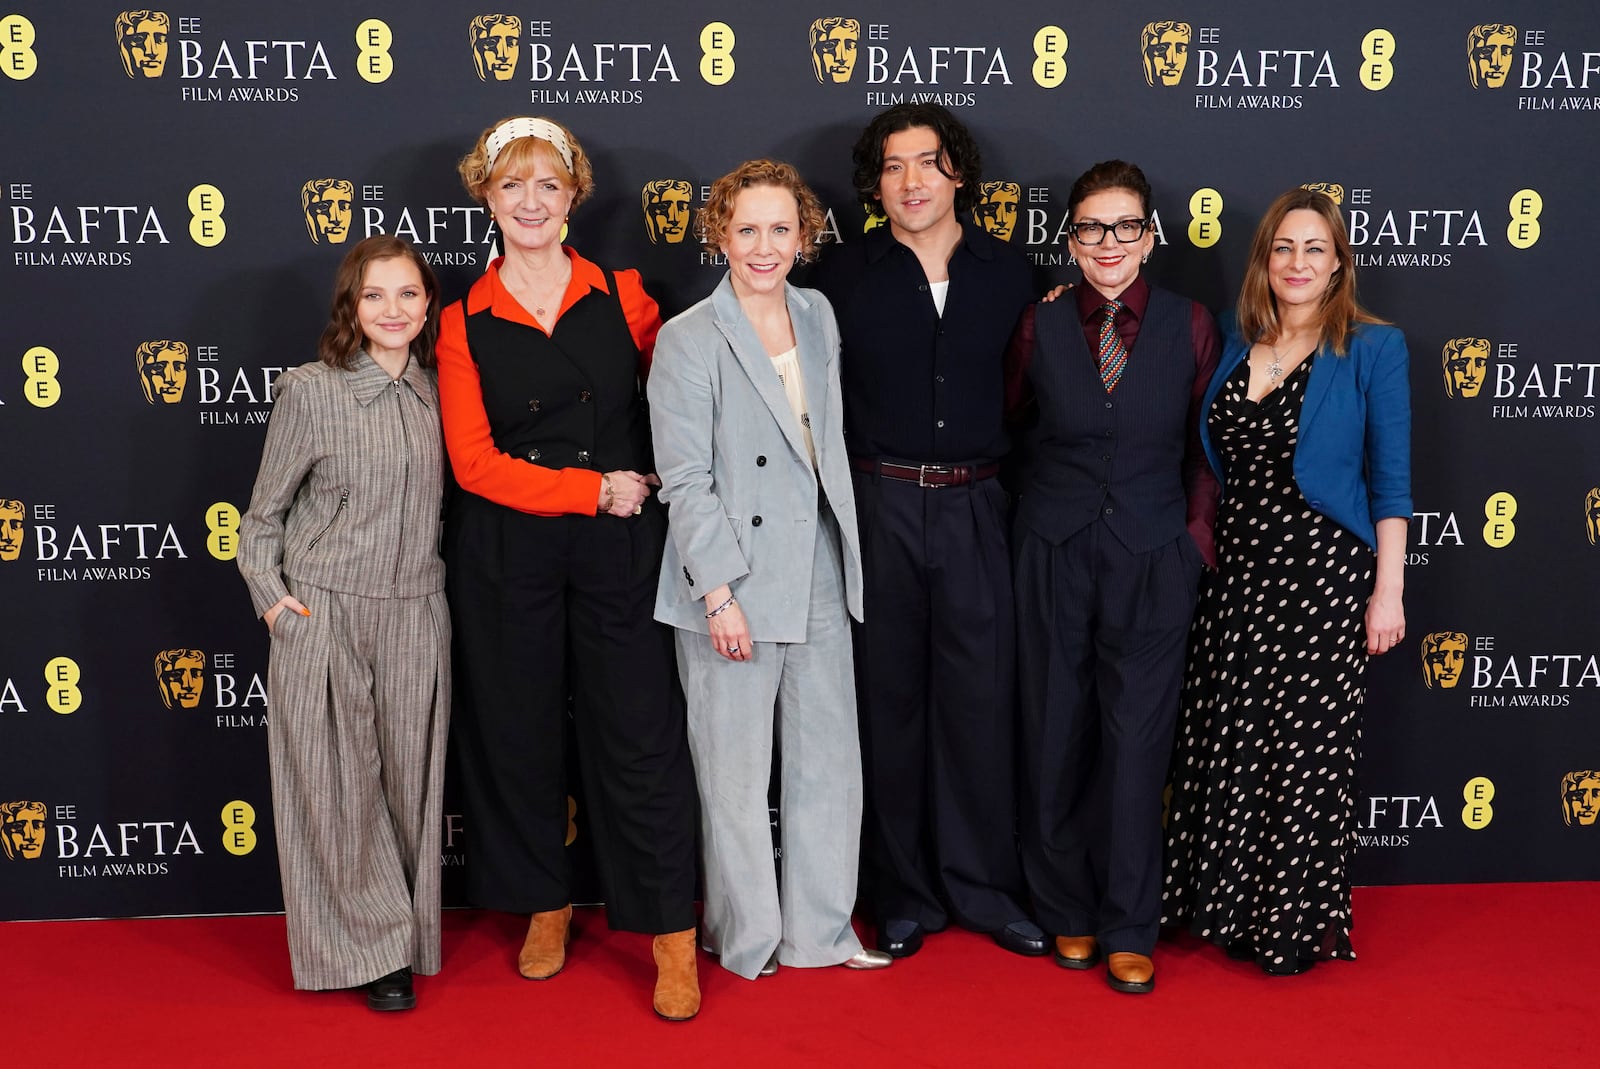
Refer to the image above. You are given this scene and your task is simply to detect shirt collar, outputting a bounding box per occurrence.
[464,246,610,329]
[1074,274,1150,326]
[863,218,994,265]
[345,350,435,408]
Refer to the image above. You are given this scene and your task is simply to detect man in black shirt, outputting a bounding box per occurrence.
[812,103,1044,960]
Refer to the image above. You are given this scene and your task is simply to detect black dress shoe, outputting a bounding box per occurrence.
[366,967,416,1012]
[877,919,925,958]
[991,920,1048,957]
[1261,956,1316,977]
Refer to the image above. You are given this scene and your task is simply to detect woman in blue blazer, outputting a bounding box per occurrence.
[650,161,890,982]
[1162,187,1411,976]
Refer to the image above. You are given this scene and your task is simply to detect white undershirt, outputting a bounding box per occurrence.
[769,346,816,467]
[929,279,950,316]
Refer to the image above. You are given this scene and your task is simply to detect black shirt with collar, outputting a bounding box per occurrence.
[812,220,1035,463]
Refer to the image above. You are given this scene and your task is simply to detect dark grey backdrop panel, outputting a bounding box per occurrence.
[2,0,1596,920]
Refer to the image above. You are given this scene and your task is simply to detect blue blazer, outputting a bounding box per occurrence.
[1200,318,1411,550]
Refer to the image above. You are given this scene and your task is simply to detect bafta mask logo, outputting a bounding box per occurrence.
[470,14,521,81]
[809,17,861,83]
[974,181,1021,241]
[863,205,887,233]
[1467,24,1516,89]
[1141,21,1192,87]
[115,10,169,79]
[302,179,354,245]
[1420,631,1468,690]
[0,499,23,563]
[1441,337,1490,400]
[1300,182,1346,206]
[641,180,693,245]
[1585,487,1600,547]
[1561,770,1600,826]
[154,647,205,709]
[0,800,47,861]
[136,339,189,405]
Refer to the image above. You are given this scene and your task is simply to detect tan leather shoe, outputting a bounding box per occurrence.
[518,904,572,980]
[651,928,701,1021]
[1106,951,1155,994]
[1053,935,1100,970]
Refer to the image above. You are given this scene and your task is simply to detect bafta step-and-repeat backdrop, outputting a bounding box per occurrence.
[2,1,1597,920]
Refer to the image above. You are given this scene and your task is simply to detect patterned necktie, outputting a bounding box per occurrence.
[1097,300,1128,392]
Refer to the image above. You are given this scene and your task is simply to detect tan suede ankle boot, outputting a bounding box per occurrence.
[518,904,572,980]
[651,928,701,1021]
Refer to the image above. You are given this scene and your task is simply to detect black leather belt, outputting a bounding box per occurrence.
[851,457,999,488]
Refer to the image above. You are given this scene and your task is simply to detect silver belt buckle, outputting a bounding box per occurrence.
[918,464,954,488]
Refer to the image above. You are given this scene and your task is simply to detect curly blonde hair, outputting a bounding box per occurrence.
[697,159,827,261]
[457,115,595,208]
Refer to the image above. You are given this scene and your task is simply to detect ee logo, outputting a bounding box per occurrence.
[700,22,734,85]
[207,502,241,561]
[1360,29,1395,91]
[1,13,37,80]
[189,185,226,248]
[1483,491,1516,548]
[1188,188,1223,248]
[46,656,82,714]
[357,19,393,84]
[24,346,61,408]
[1032,26,1067,88]
[1461,777,1494,829]
[222,800,258,855]
[1507,189,1541,249]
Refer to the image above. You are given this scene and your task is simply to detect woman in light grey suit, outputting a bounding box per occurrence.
[650,160,890,981]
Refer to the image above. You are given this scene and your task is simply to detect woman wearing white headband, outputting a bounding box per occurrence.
[437,115,701,1020]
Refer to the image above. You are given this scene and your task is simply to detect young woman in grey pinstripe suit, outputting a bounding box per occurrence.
[239,235,449,1013]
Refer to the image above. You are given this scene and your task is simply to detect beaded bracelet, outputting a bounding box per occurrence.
[705,594,736,619]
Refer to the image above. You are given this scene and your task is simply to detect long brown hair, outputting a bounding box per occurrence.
[1236,187,1383,356]
[316,235,440,370]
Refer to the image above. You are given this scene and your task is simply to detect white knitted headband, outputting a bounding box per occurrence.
[485,116,574,174]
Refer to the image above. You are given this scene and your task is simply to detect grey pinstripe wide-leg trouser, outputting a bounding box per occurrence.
[265,581,450,990]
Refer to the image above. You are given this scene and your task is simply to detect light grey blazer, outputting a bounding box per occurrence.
[649,273,863,641]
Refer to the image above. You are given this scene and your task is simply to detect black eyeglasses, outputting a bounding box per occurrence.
[1067,218,1150,246]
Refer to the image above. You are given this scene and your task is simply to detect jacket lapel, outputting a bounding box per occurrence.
[1299,341,1335,430]
[711,275,813,464]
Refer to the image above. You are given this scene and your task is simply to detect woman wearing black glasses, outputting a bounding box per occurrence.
[1004,159,1220,995]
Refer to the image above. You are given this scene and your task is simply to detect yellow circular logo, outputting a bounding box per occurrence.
[1188,188,1223,248]
[1359,29,1396,91]
[700,22,734,85]
[356,19,394,83]
[1032,27,1068,88]
[1507,189,1541,249]
[222,800,258,855]
[206,502,241,561]
[1461,777,1494,829]
[1482,491,1517,548]
[46,656,82,714]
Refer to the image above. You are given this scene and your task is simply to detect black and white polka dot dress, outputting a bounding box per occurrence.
[1161,353,1374,973]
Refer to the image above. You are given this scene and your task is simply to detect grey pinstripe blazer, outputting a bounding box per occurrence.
[238,353,446,616]
[649,274,863,642]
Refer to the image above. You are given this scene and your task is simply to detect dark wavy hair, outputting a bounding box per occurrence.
[316,235,440,370]
[851,102,983,215]
[1067,159,1153,220]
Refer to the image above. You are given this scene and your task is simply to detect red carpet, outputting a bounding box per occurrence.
[5,883,1593,1067]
